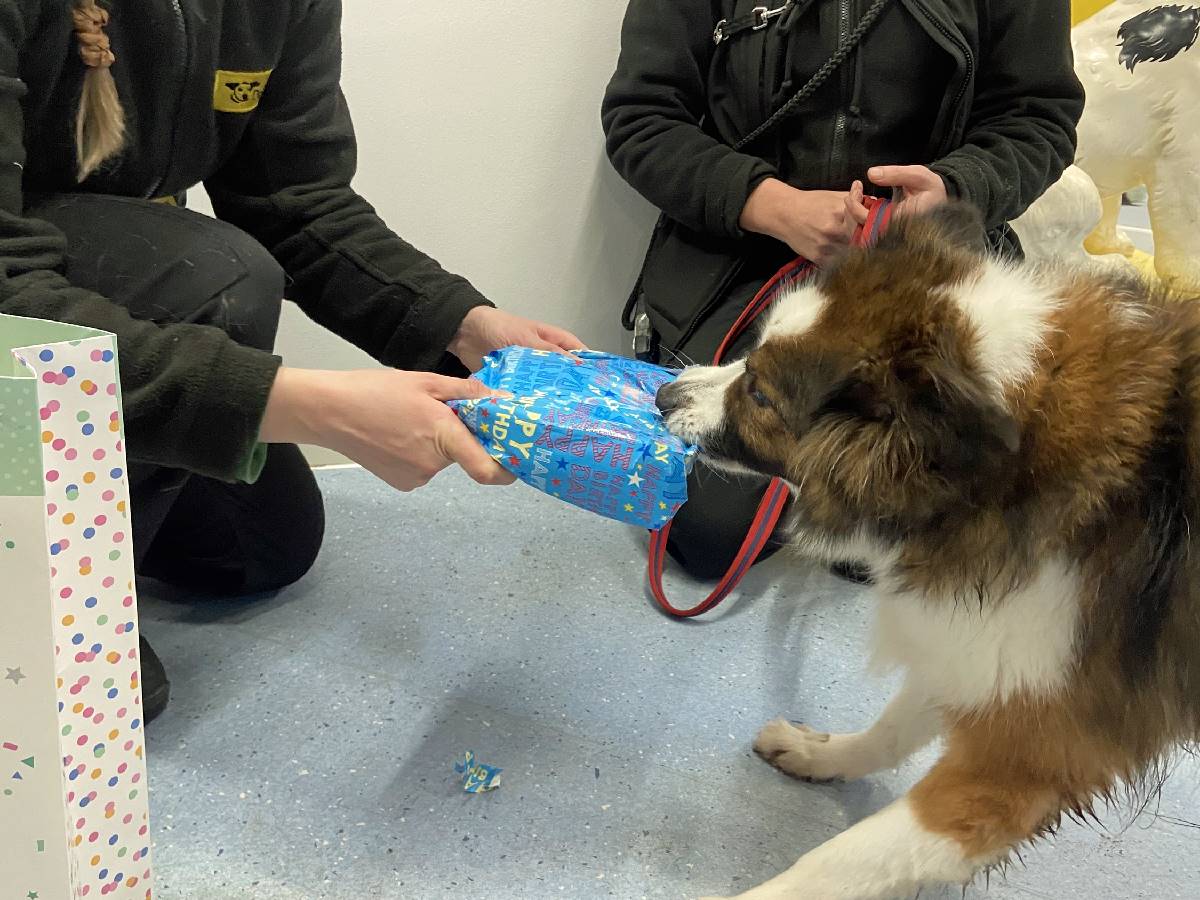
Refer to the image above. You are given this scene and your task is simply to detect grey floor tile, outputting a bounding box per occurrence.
[141,469,1200,899]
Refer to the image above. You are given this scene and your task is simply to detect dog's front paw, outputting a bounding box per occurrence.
[753,718,850,782]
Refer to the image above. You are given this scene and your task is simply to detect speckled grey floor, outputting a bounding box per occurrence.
[139,467,1200,900]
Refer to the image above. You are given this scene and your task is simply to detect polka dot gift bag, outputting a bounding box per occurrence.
[0,315,152,900]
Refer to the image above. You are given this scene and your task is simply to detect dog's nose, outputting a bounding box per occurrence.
[655,382,683,415]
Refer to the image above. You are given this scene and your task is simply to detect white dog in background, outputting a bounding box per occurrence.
[1015,2,1200,286]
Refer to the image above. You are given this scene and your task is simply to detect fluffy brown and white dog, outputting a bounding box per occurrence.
[656,202,1200,900]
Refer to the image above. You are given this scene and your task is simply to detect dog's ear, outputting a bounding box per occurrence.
[961,389,1022,456]
[935,360,1019,454]
[922,201,988,253]
[905,356,1021,466]
[815,375,895,424]
[880,201,988,257]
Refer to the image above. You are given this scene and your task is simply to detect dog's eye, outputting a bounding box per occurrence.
[746,375,773,409]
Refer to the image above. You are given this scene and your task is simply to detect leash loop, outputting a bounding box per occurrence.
[647,197,894,618]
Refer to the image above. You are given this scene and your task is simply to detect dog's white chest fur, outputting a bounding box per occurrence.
[870,560,1082,711]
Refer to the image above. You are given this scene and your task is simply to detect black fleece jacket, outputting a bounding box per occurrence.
[603,0,1085,240]
[0,0,491,482]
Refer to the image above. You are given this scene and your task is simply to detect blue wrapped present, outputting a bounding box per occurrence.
[449,348,697,529]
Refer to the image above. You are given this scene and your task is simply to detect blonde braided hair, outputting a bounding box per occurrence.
[72,0,125,181]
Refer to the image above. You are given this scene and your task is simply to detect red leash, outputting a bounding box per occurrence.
[648,197,894,618]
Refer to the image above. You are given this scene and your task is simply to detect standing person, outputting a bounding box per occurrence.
[602,0,1083,581]
[0,0,584,721]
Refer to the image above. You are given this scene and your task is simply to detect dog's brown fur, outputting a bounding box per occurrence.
[665,203,1200,894]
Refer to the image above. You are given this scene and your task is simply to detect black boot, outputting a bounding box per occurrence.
[830,561,873,586]
[139,636,170,725]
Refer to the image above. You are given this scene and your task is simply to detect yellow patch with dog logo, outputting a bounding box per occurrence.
[213,69,272,113]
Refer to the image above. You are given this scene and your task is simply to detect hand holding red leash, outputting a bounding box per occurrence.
[741,178,853,266]
[867,165,948,217]
[846,167,948,238]
[844,180,871,237]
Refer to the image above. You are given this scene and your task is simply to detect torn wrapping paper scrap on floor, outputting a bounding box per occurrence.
[454,751,502,793]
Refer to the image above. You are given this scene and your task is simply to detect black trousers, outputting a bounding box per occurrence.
[30,194,325,596]
[662,252,794,581]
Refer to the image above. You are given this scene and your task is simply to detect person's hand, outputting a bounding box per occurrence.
[260,367,517,492]
[844,179,870,238]
[739,178,851,265]
[867,165,948,217]
[449,306,586,372]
